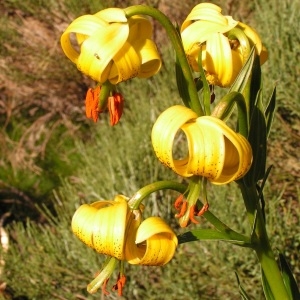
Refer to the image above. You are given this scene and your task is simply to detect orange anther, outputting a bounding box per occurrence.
[189,205,200,224]
[174,194,184,210]
[197,203,209,216]
[85,86,101,122]
[112,274,126,296]
[108,92,124,126]
[175,200,187,218]
[102,278,110,295]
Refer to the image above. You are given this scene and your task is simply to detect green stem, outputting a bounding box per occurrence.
[211,91,248,137]
[228,28,252,123]
[238,181,289,299]
[98,80,114,110]
[124,5,203,116]
[128,180,187,210]
[128,179,246,245]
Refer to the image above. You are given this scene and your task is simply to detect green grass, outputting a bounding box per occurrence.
[0,0,299,299]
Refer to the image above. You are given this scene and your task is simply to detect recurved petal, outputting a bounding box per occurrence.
[128,217,178,266]
[60,15,107,64]
[77,23,129,82]
[231,49,244,80]
[204,33,233,87]
[181,20,233,55]
[108,41,141,84]
[237,22,264,56]
[94,8,127,23]
[151,105,198,177]
[229,133,253,180]
[259,45,268,65]
[71,204,99,248]
[182,120,225,179]
[133,39,161,78]
[92,196,128,260]
[181,3,238,32]
[198,117,252,184]
[128,15,153,41]
[124,210,144,264]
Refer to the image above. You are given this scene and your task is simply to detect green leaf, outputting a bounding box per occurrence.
[229,47,255,94]
[177,229,250,246]
[257,165,273,222]
[194,77,203,91]
[279,253,300,300]
[249,55,263,116]
[211,91,248,137]
[175,54,191,108]
[235,272,251,300]
[262,269,276,300]
[265,87,276,138]
[197,45,211,115]
[244,90,267,185]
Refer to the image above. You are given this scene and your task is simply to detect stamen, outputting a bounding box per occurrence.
[174,194,184,210]
[102,278,110,295]
[209,85,215,103]
[85,86,101,122]
[197,203,209,216]
[175,200,187,218]
[189,205,200,224]
[112,274,126,296]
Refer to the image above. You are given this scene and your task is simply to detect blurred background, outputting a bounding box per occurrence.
[0,0,299,299]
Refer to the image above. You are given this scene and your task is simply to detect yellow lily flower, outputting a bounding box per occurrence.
[60,8,161,84]
[151,105,252,184]
[180,3,267,87]
[71,195,177,294]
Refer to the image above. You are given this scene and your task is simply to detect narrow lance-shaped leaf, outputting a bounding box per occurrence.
[257,165,273,222]
[279,253,300,300]
[262,268,276,300]
[265,87,276,138]
[249,55,262,116]
[175,54,192,108]
[211,91,248,137]
[198,44,211,115]
[235,272,252,300]
[243,89,267,185]
[174,22,200,111]
[177,229,251,246]
[229,47,255,94]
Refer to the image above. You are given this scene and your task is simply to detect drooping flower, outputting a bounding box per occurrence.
[72,195,177,295]
[60,8,161,84]
[151,105,252,184]
[180,3,267,87]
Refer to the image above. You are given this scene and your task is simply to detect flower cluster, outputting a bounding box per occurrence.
[59,2,276,297]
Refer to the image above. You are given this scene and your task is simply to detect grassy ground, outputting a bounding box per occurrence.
[0,0,299,299]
